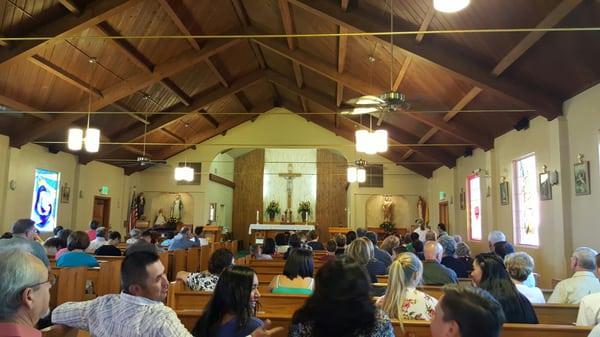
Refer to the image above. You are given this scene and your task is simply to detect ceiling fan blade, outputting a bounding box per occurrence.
[98,158,139,162]
[376,112,386,126]
[344,95,385,106]
[340,107,380,115]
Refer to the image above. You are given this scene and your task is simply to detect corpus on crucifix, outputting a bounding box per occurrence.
[279,163,301,221]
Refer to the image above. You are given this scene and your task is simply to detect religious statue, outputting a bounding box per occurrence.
[136,192,145,217]
[170,194,184,221]
[154,208,167,226]
[417,196,428,225]
[382,195,393,223]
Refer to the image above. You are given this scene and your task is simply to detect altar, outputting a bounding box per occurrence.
[249,223,316,244]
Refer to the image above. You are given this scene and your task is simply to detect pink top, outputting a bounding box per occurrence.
[87,230,97,241]
[0,323,41,337]
[54,247,69,260]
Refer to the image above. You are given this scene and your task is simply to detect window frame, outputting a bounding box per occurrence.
[466,173,482,241]
[512,153,540,248]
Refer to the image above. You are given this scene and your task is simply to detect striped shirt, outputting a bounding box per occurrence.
[51,292,192,337]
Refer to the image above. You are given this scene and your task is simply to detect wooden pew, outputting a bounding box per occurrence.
[186,247,201,273]
[175,311,593,337]
[41,325,90,337]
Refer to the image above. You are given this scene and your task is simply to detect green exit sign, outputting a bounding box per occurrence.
[99,186,109,195]
[439,191,446,200]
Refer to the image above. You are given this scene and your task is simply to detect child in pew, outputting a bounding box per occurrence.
[192,265,265,337]
[177,248,234,292]
[261,237,276,257]
[289,257,394,337]
[269,248,314,295]
[471,252,538,324]
[377,252,438,321]
[56,231,99,268]
[250,244,273,260]
[95,231,123,256]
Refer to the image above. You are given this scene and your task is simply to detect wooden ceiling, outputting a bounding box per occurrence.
[0,0,598,177]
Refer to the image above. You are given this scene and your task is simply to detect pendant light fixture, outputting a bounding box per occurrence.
[67,58,101,153]
[347,159,367,183]
[174,153,194,182]
[355,114,388,155]
[433,0,470,13]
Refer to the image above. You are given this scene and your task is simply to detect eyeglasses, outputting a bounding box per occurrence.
[25,273,57,290]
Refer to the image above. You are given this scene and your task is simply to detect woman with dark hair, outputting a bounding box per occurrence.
[413,240,425,261]
[274,233,289,254]
[56,231,99,267]
[269,248,314,295]
[262,237,276,255]
[87,219,99,241]
[178,248,234,292]
[345,230,357,245]
[471,252,538,324]
[192,265,263,337]
[284,233,312,259]
[43,237,66,256]
[54,229,72,259]
[290,258,394,337]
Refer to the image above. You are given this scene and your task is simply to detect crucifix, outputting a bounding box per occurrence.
[278,163,302,211]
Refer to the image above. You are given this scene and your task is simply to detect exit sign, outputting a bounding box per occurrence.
[99,186,109,195]
[439,191,446,200]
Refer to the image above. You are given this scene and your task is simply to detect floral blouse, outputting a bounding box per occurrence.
[288,309,394,337]
[376,288,438,321]
[185,271,219,292]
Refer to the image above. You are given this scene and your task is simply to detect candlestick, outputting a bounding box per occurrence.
[256,210,259,224]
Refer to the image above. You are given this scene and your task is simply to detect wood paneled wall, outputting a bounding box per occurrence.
[232,149,264,248]
[316,149,347,240]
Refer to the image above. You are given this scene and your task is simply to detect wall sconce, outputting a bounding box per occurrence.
[9,180,16,190]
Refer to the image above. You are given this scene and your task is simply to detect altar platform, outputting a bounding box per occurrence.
[249,223,316,243]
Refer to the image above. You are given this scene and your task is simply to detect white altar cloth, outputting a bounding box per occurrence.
[248,224,315,235]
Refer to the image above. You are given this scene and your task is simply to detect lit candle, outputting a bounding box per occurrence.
[256,210,259,224]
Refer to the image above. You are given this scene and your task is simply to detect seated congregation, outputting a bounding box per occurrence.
[1,219,599,337]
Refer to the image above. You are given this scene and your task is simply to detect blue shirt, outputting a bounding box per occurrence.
[168,234,200,251]
[374,247,392,268]
[160,239,173,247]
[216,317,262,337]
[56,251,99,268]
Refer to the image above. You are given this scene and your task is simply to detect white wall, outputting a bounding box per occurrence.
[207,153,234,231]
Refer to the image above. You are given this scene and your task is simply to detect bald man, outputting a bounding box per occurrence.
[422,241,458,285]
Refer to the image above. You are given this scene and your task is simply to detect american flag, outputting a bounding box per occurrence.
[128,191,138,232]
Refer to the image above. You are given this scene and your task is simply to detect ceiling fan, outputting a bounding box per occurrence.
[339,0,411,124]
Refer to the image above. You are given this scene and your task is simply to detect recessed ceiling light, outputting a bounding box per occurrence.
[433,0,470,13]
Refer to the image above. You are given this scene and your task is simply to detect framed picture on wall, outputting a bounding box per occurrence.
[61,183,70,203]
[459,188,465,210]
[539,172,552,200]
[574,161,591,195]
[499,181,509,205]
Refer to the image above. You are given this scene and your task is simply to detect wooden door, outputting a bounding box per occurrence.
[439,201,449,232]
[93,196,111,229]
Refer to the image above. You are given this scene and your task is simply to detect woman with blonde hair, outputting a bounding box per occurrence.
[377,252,437,321]
[380,235,400,256]
[346,237,386,283]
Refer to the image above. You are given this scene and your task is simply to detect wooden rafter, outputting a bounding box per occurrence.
[157,0,202,50]
[58,0,81,15]
[230,0,250,26]
[392,55,412,91]
[161,78,192,106]
[206,56,253,112]
[160,128,186,143]
[278,0,304,90]
[415,6,435,43]
[340,0,350,11]
[336,24,348,110]
[0,0,143,67]
[111,102,149,125]
[206,59,230,88]
[492,0,582,76]
[83,70,265,161]
[253,34,491,149]
[266,69,456,168]
[28,55,103,97]
[0,94,51,121]
[286,0,562,119]
[11,39,240,148]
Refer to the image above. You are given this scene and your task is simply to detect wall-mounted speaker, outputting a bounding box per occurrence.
[513,117,530,131]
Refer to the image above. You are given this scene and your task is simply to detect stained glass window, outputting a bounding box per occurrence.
[467,174,482,240]
[513,154,539,246]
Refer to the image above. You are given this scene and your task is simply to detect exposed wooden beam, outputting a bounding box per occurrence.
[198,110,220,129]
[415,6,435,43]
[267,69,456,167]
[337,26,348,73]
[209,173,235,189]
[58,0,81,15]
[287,0,562,119]
[443,87,483,122]
[0,0,142,67]
[292,62,304,88]
[161,78,192,106]
[278,0,297,50]
[206,56,253,112]
[0,94,52,121]
[336,82,344,107]
[230,0,250,27]
[11,39,240,148]
[157,0,201,50]
[300,96,309,113]
[206,58,230,88]
[492,0,581,76]
[249,41,267,69]
[254,34,490,149]
[0,39,9,47]
[87,70,265,160]
[95,22,153,73]
[340,0,350,11]
[28,55,102,97]
[392,55,412,91]
[235,92,253,112]
[111,102,149,124]
[159,128,186,143]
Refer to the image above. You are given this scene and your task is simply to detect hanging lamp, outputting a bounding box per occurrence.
[67,58,101,153]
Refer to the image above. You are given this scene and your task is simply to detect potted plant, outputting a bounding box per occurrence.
[265,201,281,222]
[297,201,312,222]
[379,221,396,236]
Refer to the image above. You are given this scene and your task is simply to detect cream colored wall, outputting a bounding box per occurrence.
[131,108,429,230]
[207,153,234,231]
[0,139,128,234]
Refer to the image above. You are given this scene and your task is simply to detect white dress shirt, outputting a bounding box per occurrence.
[590,324,600,337]
[52,292,192,337]
[578,292,600,326]
[86,237,108,253]
[548,271,600,304]
[516,283,545,304]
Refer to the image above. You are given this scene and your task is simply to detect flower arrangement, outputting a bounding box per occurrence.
[297,201,312,215]
[265,201,281,216]
[379,221,395,235]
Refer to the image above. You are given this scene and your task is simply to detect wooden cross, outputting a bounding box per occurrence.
[278,163,301,210]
